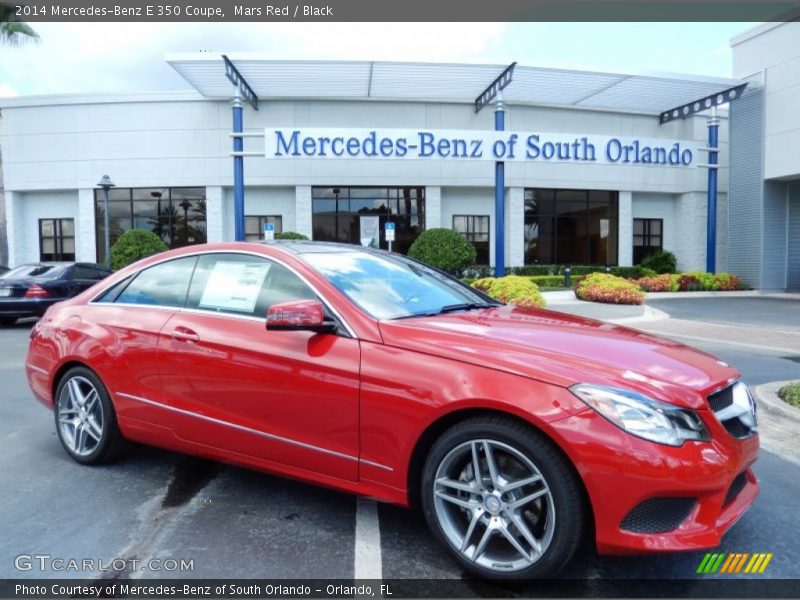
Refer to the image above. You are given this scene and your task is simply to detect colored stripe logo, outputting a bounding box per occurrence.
[697,552,773,574]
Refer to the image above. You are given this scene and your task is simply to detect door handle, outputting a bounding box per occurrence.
[171,327,200,342]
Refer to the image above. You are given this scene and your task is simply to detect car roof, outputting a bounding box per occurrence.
[258,240,382,255]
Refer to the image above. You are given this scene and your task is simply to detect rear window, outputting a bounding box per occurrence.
[2,265,66,280]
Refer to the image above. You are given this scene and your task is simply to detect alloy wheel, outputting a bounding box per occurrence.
[57,375,104,457]
[432,439,556,572]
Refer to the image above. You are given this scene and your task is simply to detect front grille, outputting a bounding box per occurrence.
[708,385,734,412]
[707,382,757,440]
[724,472,748,506]
[620,497,696,533]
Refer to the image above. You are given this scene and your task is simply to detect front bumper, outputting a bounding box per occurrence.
[549,408,759,554]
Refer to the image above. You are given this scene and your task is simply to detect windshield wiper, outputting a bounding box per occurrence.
[438,302,496,314]
[391,302,496,320]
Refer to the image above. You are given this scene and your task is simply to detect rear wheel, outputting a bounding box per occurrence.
[421,416,585,579]
[54,366,127,465]
[0,316,17,326]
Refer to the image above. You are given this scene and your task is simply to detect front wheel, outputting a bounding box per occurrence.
[421,416,586,579]
[54,366,128,465]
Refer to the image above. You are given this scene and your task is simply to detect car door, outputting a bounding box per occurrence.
[86,255,198,426]
[156,252,361,481]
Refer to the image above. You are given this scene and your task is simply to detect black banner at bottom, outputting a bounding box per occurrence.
[3,579,800,599]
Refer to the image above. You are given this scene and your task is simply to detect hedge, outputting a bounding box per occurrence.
[575,273,645,305]
[640,250,678,274]
[274,231,309,240]
[409,228,476,275]
[472,276,545,309]
[504,264,656,279]
[109,229,168,271]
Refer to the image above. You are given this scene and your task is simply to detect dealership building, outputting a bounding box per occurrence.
[0,21,797,289]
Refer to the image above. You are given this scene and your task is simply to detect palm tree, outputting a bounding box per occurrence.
[0,7,38,265]
[0,5,39,45]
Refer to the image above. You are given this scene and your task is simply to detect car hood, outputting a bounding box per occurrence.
[378,306,739,410]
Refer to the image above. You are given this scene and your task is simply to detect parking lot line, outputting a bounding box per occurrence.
[354,497,382,580]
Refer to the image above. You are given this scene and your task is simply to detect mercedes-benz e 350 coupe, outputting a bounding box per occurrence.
[26,242,759,579]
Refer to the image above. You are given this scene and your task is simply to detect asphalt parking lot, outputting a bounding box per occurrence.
[1,296,799,592]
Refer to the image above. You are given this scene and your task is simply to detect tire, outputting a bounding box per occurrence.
[421,416,586,580]
[54,366,128,465]
[0,316,17,326]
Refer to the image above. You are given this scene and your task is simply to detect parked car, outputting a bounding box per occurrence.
[0,262,111,326]
[0,265,9,277]
[25,242,759,579]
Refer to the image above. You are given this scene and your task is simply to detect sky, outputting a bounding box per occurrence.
[0,22,756,97]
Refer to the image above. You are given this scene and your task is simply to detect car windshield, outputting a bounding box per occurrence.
[2,264,65,280]
[302,250,498,320]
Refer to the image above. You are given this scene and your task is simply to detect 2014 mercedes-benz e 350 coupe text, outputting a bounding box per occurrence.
[25,241,759,579]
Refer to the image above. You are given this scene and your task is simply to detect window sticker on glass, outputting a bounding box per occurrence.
[199,261,271,313]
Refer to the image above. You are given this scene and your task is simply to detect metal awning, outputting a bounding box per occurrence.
[166,53,744,115]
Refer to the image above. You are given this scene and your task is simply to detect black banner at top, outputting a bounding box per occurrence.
[3,0,800,22]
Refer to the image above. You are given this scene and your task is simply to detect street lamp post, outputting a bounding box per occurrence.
[97,175,115,268]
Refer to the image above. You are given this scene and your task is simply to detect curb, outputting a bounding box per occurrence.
[645,290,762,300]
[754,381,800,427]
[609,304,671,325]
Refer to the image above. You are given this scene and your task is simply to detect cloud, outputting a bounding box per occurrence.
[0,22,506,96]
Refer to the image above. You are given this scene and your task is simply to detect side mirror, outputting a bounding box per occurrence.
[266,300,337,334]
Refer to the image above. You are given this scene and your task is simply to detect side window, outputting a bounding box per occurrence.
[73,265,97,280]
[186,253,316,318]
[115,256,197,307]
[94,276,133,303]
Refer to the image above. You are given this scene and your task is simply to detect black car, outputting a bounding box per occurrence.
[0,262,111,326]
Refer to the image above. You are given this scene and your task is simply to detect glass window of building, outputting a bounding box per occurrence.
[95,187,207,264]
[245,216,283,242]
[633,218,663,264]
[311,187,425,255]
[453,215,490,265]
[39,218,75,262]
[524,189,618,265]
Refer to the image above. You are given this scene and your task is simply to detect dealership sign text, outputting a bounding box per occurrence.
[268,128,696,166]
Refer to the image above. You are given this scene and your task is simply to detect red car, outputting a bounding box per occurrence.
[25,242,759,579]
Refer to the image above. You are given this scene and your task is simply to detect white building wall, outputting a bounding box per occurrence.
[441,187,494,265]
[732,22,800,181]
[618,191,633,266]
[632,193,677,262]
[0,92,728,270]
[77,188,96,261]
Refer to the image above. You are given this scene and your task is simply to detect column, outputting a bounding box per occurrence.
[232,94,245,241]
[205,186,225,243]
[618,190,633,267]
[425,186,441,230]
[505,187,524,268]
[295,186,312,238]
[77,188,97,261]
[3,191,22,266]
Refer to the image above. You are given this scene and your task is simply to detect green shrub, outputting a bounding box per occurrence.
[274,231,309,240]
[635,274,679,293]
[640,250,678,274]
[778,382,800,408]
[109,229,168,270]
[575,273,645,305]
[528,275,568,288]
[408,228,476,275]
[678,271,719,291]
[471,277,496,292]
[715,273,743,291]
[506,264,656,279]
[471,275,545,309]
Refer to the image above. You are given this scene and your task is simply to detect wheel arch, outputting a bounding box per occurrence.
[51,360,96,401]
[406,407,594,537]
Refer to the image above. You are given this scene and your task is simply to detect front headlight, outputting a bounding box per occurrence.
[570,384,710,447]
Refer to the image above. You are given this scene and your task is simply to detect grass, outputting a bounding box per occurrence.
[778,382,800,408]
